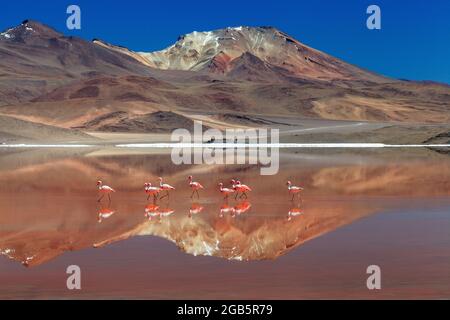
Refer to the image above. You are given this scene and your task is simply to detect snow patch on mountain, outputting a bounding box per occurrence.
[0,28,14,39]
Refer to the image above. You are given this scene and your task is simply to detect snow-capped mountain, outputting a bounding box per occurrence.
[0,19,60,42]
[0,20,449,134]
[101,26,385,82]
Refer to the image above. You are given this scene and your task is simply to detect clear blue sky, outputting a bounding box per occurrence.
[1,0,449,83]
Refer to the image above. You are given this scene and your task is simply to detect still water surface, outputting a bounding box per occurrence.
[0,148,449,299]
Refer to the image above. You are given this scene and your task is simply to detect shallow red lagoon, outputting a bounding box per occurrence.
[0,149,449,299]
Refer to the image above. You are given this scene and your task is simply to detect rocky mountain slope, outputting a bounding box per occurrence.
[0,21,449,136]
[135,26,387,83]
[0,20,155,106]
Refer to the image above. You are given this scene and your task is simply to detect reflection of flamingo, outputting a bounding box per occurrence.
[145,204,174,220]
[144,183,160,202]
[288,207,304,221]
[189,203,204,218]
[159,207,175,217]
[188,175,204,199]
[234,201,252,215]
[235,181,252,199]
[218,183,235,199]
[98,207,115,223]
[144,204,160,218]
[219,203,235,218]
[158,177,175,200]
[97,180,115,203]
[287,181,304,201]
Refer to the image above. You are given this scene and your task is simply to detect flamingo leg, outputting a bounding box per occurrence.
[147,194,150,201]
[97,194,104,202]
[234,192,239,200]
[108,194,112,203]
[196,190,200,199]
[190,190,195,198]
[160,191,168,200]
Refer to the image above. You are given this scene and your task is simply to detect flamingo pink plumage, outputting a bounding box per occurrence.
[144,182,161,202]
[288,207,304,221]
[219,204,235,217]
[145,204,174,220]
[287,181,304,201]
[97,180,115,203]
[189,203,204,218]
[188,175,204,199]
[158,177,175,200]
[218,182,235,199]
[235,180,252,199]
[98,207,115,223]
[234,201,252,215]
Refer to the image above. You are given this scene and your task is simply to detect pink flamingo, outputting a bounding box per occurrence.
[235,180,252,199]
[158,177,175,200]
[188,175,204,199]
[97,180,115,203]
[287,181,304,201]
[144,182,161,202]
[218,182,235,199]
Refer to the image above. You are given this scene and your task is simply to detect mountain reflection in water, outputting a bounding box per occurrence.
[0,150,449,267]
